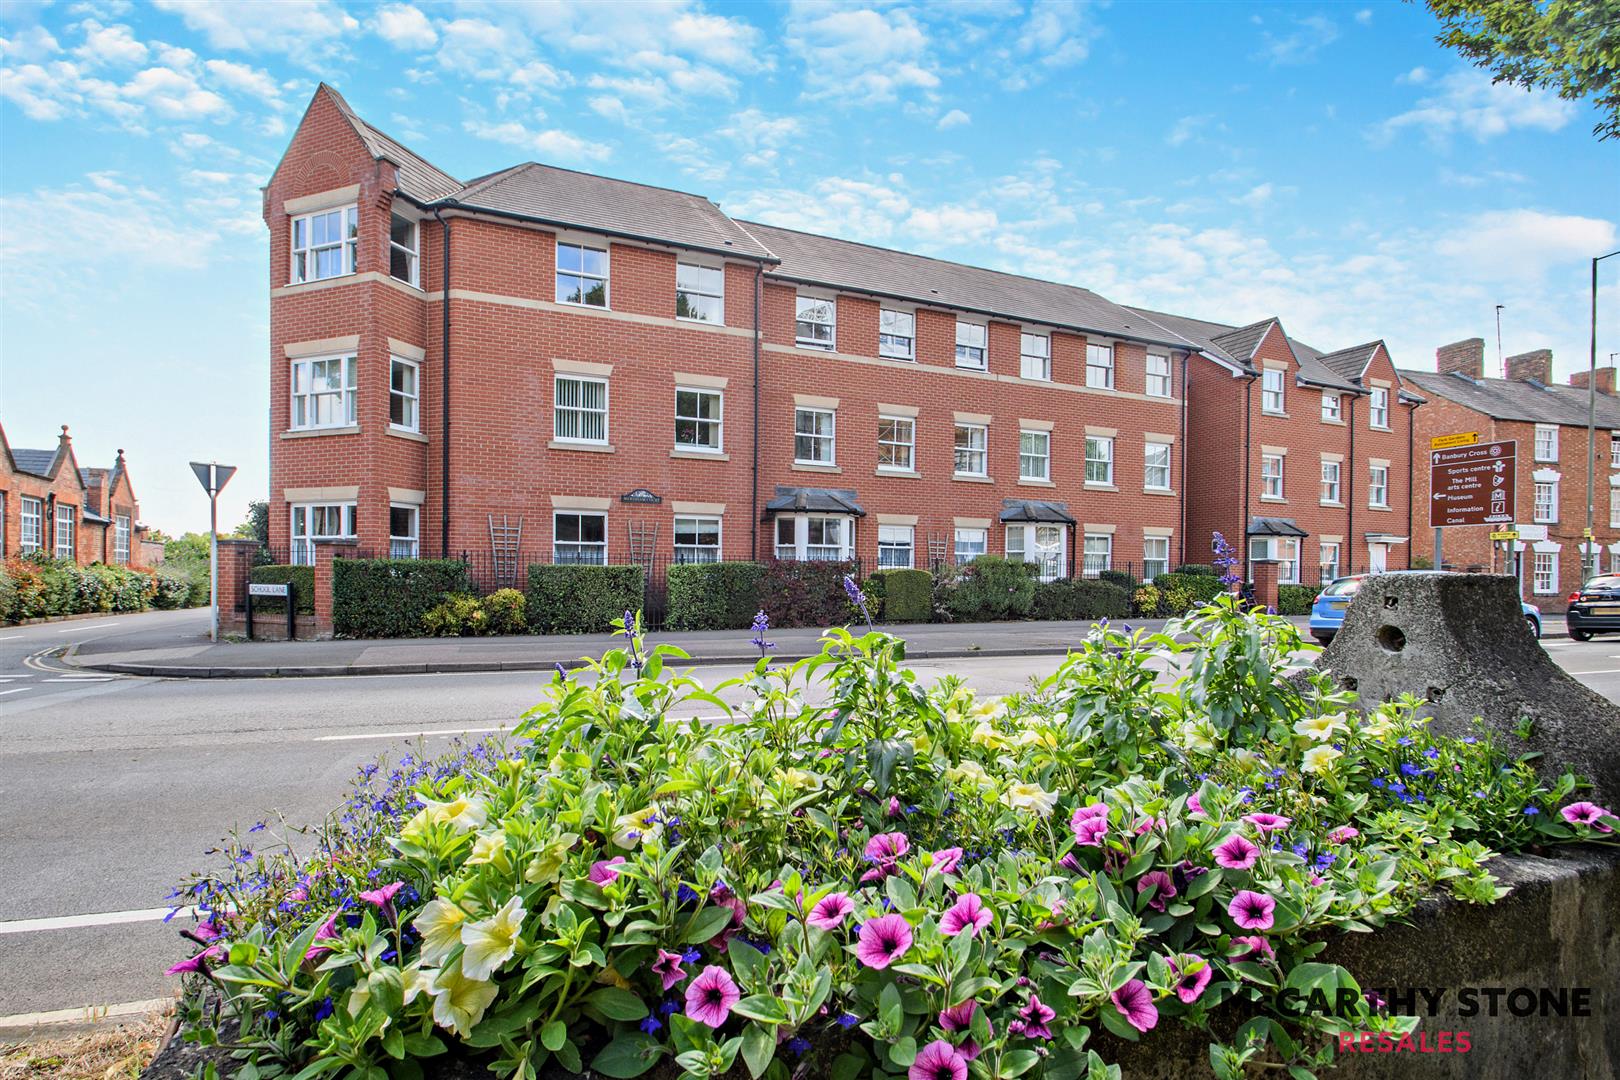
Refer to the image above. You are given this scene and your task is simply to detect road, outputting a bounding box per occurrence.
[3,610,1619,1023]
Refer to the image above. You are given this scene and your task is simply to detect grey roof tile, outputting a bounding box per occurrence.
[742,221,1187,347]
[1210,319,1277,364]
[323,85,461,203]
[12,448,56,476]
[1399,369,1620,427]
[1127,306,1365,392]
[763,486,866,516]
[1316,343,1381,383]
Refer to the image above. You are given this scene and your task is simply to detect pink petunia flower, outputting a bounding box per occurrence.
[1071,815,1110,848]
[1561,802,1615,832]
[865,832,911,862]
[166,945,223,976]
[684,965,741,1028]
[1231,935,1274,962]
[588,857,626,884]
[192,922,222,942]
[1187,792,1204,815]
[1327,825,1360,844]
[651,948,687,991]
[1111,979,1159,1033]
[1016,994,1056,1041]
[1059,853,1085,873]
[1243,813,1292,834]
[909,1039,968,1080]
[1228,890,1276,931]
[1213,834,1260,870]
[859,863,896,884]
[931,847,964,875]
[1135,870,1177,912]
[937,1001,990,1060]
[358,881,404,907]
[855,913,914,969]
[1133,816,1163,836]
[305,913,342,961]
[1170,954,1212,1003]
[939,893,993,938]
[807,892,854,930]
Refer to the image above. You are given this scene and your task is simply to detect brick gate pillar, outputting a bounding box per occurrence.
[1251,559,1280,613]
[312,538,358,639]
[214,538,259,635]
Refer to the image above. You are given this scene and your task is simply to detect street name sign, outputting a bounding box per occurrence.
[248,582,290,597]
[1429,440,1516,528]
[1430,432,1478,450]
[1489,530,1519,541]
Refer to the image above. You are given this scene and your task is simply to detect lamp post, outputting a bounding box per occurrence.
[1495,304,1505,378]
[1584,251,1620,583]
[189,461,237,642]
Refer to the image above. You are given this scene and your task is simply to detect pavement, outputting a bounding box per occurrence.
[50,607,1571,679]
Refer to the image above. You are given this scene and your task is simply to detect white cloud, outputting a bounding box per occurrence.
[1375,69,1575,144]
[438,18,521,76]
[1165,114,1214,147]
[937,108,970,130]
[1255,14,1338,66]
[74,20,147,66]
[150,0,358,57]
[1397,66,1429,85]
[123,65,229,119]
[511,61,566,91]
[0,24,62,63]
[1234,183,1274,208]
[1355,8,1372,24]
[373,3,437,50]
[906,204,998,243]
[784,5,939,104]
[463,117,612,163]
[1434,209,1617,281]
[666,10,769,73]
[1002,0,1096,88]
[203,58,280,101]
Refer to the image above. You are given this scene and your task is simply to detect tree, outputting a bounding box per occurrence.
[1421,0,1620,140]
[232,500,269,547]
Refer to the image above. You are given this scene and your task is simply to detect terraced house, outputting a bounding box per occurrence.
[0,423,145,568]
[264,85,1414,589]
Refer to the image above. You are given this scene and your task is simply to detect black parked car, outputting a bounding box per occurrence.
[1566,576,1620,641]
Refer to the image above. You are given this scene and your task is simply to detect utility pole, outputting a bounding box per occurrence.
[1495,305,1505,378]
[1586,252,1620,583]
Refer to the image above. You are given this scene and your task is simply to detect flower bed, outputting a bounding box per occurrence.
[163,601,1616,1080]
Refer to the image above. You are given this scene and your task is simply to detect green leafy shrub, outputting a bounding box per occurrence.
[665,562,765,631]
[758,558,862,628]
[1154,571,1227,616]
[874,567,932,623]
[1174,563,1215,576]
[929,560,963,622]
[248,565,315,615]
[0,557,154,620]
[526,564,644,635]
[947,555,1037,621]
[1277,583,1324,616]
[482,588,528,635]
[421,593,487,637]
[150,565,196,610]
[0,567,15,623]
[1030,577,1131,620]
[1097,568,1139,595]
[1132,582,1162,617]
[333,559,471,639]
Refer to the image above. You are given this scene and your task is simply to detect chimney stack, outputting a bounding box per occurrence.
[1569,367,1617,396]
[1505,349,1553,384]
[1436,338,1484,379]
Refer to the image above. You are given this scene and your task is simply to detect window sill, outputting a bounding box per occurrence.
[671,448,729,461]
[955,364,988,374]
[1144,487,1177,497]
[792,462,842,473]
[1367,505,1393,513]
[1017,478,1056,487]
[1086,383,1117,392]
[557,300,611,312]
[549,440,615,453]
[288,271,359,288]
[387,426,428,443]
[1259,495,1287,504]
[796,342,835,352]
[677,316,726,328]
[1083,482,1118,492]
[953,474,994,484]
[282,425,360,439]
[1321,417,1345,425]
[876,468,920,479]
[879,353,916,363]
[1371,425,1393,433]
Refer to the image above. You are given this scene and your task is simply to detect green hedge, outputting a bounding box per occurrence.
[332,558,471,638]
[758,559,862,629]
[527,564,644,635]
[1030,578,1132,621]
[1277,583,1323,616]
[946,556,1037,622]
[248,564,315,615]
[664,562,764,631]
[1173,564,1216,577]
[873,568,932,623]
[1152,571,1228,616]
[3,556,157,621]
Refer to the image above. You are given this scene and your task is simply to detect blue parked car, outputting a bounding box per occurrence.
[1309,572,1541,644]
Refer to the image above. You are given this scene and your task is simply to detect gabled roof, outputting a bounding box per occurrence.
[1398,369,1620,427]
[763,486,866,517]
[321,84,462,204]
[449,162,777,262]
[742,221,1186,349]
[1248,516,1309,537]
[999,499,1075,524]
[1316,342,1381,383]
[1210,318,1279,366]
[1127,306,1367,393]
[12,448,57,477]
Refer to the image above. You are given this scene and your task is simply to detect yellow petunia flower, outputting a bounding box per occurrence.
[944,760,995,790]
[1002,781,1058,817]
[413,898,469,966]
[465,830,508,866]
[1302,745,1344,774]
[1294,714,1347,742]
[971,721,1011,750]
[460,894,526,981]
[418,795,489,832]
[429,960,500,1037]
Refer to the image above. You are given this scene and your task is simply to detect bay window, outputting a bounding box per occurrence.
[290,205,357,283]
[290,354,358,430]
[774,515,853,561]
[1008,523,1065,581]
[290,502,356,565]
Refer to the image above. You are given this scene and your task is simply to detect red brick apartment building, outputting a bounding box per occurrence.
[264,85,1414,585]
[1404,339,1620,610]
[0,423,145,567]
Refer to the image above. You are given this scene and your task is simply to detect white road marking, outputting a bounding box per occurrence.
[0,675,31,682]
[47,675,114,682]
[0,688,28,696]
[0,905,197,935]
[57,621,118,633]
[0,635,21,642]
[0,997,172,1029]
[315,725,513,742]
[1564,668,1620,676]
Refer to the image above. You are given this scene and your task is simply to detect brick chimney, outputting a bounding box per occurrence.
[1436,338,1484,378]
[1569,367,1617,395]
[1505,349,1553,384]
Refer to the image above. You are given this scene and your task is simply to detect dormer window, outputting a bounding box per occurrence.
[1369,387,1390,429]
[1261,368,1285,414]
[290,205,357,283]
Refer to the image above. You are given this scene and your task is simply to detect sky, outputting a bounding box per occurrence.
[1,0,1616,535]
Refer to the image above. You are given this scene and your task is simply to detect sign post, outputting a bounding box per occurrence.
[1428,439,1516,574]
[189,461,237,643]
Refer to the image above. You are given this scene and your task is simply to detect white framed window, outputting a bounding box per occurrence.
[1612,488,1620,529]
[390,356,419,432]
[1008,523,1066,582]
[290,205,357,284]
[290,502,356,566]
[557,242,608,307]
[1144,442,1171,491]
[554,376,609,444]
[1321,460,1341,504]
[1020,333,1051,381]
[953,527,986,564]
[389,212,419,287]
[674,515,721,564]
[794,407,836,464]
[1085,436,1114,485]
[675,387,723,452]
[1533,551,1558,595]
[878,524,915,568]
[389,504,419,559]
[1261,453,1284,499]
[1019,430,1051,481]
[1369,465,1389,509]
[877,415,914,472]
[554,511,607,564]
[955,322,987,370]
[1369,387,1390,429]
[1145,353,1172,397]
[1143,536,1170,581]
[1086,343,1114,389]
[290,354,358,430]
[0,495,5,558]
[1534,425,1559,462]
[1321,393,1341,422]
[1320,542,1341,585]
[775,514,853,561]
[1082,533,1112,578]
[1261,368,1285,414]
[676,263,724,324]
[953,423,987,476]
[1534,481,1558,523]
[1611,433,1620,469]
[879,309,915,360]
[795,295,836,350]
[20,496,42,554]
[54,503,75,560]
[114,514,131,565]
[1276,537,1300,584]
